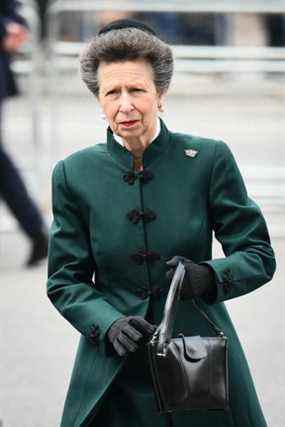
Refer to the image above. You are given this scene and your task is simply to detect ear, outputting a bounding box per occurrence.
[157,91,166,112]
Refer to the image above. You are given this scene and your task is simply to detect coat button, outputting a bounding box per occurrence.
[147,251,161,264]
[127,209,141,224]
[130,251,146,265]
[127,209,142,224]
[138,169,154,184]
[123,172,136,185]
[127,208,157,225]
[130,251,161,265]
[89,324,100,345]
[143,209,157,223]
[223,269,234,282]
[135,287,166,300]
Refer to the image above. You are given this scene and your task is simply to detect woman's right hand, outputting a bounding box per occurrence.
[107,316,157,357]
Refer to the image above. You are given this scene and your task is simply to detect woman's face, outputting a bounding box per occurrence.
[97,59,163,142]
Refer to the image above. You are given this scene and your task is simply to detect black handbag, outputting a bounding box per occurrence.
[147,262,230,424]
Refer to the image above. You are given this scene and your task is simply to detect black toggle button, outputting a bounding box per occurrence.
[123,172,136,185]
[223,269,233,281]
[123,170,154,185]
[130,250,161,265]
[89,324,100,346]
[127,208,157,225]
[147,251,161,263]
[127,209,141,224]
[143,208,157,223]
[138,169,154,184]
[135,287,168,300]
[130,250,146,265]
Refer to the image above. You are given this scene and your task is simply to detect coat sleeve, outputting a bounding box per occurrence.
[47,161,124,346]
[201,140,276,304]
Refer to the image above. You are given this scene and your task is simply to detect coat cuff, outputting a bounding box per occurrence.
[87,303,124,348]
[200,259,236,304]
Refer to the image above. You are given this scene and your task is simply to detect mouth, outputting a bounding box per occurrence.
[119,120,139,128]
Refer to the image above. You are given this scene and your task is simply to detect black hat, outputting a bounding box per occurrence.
[98,19,157,37]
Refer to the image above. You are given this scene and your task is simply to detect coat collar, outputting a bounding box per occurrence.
[106,118,171,170]
[113,118,161,147]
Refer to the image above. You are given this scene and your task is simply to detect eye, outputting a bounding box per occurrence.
[106,89,118,96]
[131,88,144,93]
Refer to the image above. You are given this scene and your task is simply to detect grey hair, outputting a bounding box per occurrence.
[79,27,174,97]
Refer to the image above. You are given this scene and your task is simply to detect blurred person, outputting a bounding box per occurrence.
[80,11,135,42]
[133,11,181,44]
[59,9,134,42]
[265,14,285,46]
[34,0,48,40]
[176,13,216,45]
[0,0,48,266]
[47,19,276,427]
[97,11,134,26]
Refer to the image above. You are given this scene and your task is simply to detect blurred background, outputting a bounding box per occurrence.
[0,1,284,426]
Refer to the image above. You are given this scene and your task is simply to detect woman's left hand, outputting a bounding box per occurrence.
[166,256,215,300]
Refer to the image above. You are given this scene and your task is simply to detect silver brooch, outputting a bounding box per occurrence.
[185,149,198,158]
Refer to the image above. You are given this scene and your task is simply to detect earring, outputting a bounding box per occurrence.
[100,112,106,120]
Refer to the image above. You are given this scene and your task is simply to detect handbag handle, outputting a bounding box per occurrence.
[154,262,225,356]
[155,262,185,356]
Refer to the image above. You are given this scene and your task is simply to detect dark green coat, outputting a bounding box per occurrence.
[47,120,276,427]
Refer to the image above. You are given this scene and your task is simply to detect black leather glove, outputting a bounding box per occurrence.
[166,256,216,301]
[107,316,157,357]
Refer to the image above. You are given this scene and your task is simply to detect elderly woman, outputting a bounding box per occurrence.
[47,19,276,427]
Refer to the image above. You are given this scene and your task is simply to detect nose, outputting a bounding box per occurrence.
[119,92,134,114]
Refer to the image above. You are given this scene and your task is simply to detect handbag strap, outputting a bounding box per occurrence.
[155,262,225,355]
[191,299,225,337]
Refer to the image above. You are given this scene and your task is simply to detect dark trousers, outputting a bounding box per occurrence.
[0,101,44,239]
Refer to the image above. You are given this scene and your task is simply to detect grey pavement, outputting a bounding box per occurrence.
[0,74,285,426]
